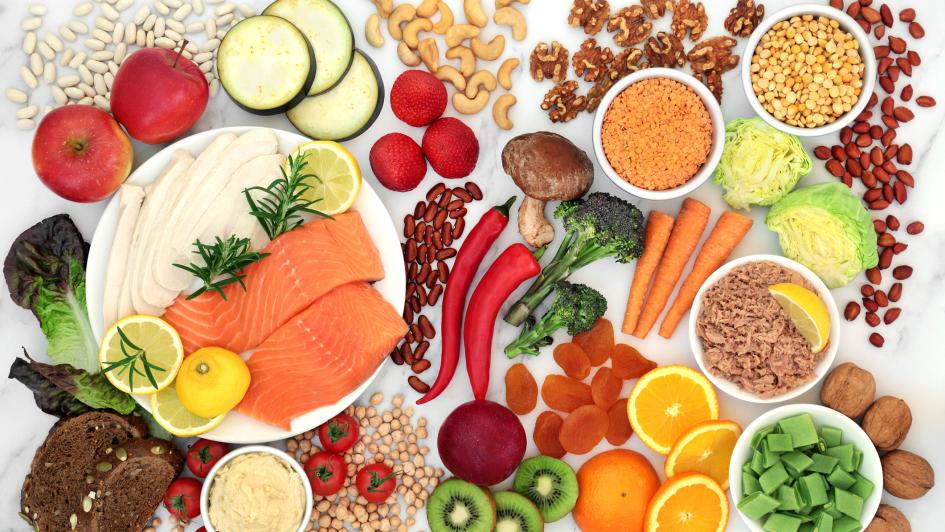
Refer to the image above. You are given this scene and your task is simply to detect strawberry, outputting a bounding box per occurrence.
[390,70,447,127]
[370,133,427,192]
[422,117,479,178]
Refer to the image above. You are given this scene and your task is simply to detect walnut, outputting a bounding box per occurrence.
[529,41,570,83]
[568,0,610,36]
[541,81,587,123]
[644,31,686,68]
[688,36,740,75]
[701,69,723,103]
[725,0,765,38]
[585,78,613,113]
[866,504,912,532]
[881,450,935,500]
[608,47,647,81]
[641,0,673,19]
[819,362,875,419]
[572,38,614,82]
[862,396,912,451]
[672,0,708,41]
[607,5,652,47]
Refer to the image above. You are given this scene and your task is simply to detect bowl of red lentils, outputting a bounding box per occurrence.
[592,68,725,200]
[742,4,877,137]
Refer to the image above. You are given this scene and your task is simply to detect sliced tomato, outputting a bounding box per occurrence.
[318,413,360,453]
[163,477,202,523]
[185,439,229,478]
[304,451,347,496]
[356,463,399,503]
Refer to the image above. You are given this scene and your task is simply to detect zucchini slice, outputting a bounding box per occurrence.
[286,50,384,142]
[263,0,354,96]
[217,15,315,115]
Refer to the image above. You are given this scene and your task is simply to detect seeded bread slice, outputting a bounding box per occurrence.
[20,412,147,531]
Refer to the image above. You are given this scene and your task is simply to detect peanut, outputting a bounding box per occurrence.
[492,94,516,130]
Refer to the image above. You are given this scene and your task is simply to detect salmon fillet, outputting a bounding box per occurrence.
[164,212,384,353]
[236,282,407,429]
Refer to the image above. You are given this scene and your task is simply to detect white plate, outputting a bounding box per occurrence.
[86,126,405,443]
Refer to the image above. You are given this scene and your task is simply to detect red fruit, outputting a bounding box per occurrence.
[422,117,479,178]
[390,70,447,126]
[163,477,202,523]
[317,413,359,453]
[438,399,526,485]
[185,439,229,478]
[355,463,400,503]
[304,451,347,497]
[370,133,427,191]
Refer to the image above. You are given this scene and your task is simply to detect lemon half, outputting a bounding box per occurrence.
[769,283,831,353]
[293,140,361,215]
[150,384,226,437]
[99,315,183,395]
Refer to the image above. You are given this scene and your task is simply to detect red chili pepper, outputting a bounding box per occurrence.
[464,243,541,400]
[416,197,516,405]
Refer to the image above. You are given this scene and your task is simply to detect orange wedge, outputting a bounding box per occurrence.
[664,420,741,490]
[627,365,719,454]
[645,473,728,532]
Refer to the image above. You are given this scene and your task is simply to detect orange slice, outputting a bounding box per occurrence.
[664,420,741,490]
[645,473,728,532]
[627,365,719,454]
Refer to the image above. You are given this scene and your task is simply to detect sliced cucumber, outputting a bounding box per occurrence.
[217,15,315,115]
[263,0,354,96]
[286,50,384,142]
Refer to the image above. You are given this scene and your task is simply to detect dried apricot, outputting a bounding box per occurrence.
[553,343,592,380]
[505,363,538,415]
[534,411,567,458]
[573,318,614,366]
[559,404,608,455]
[606,398,633,445]
[611,343,657,379]
[591,367,623,409]
[541,375,593,412]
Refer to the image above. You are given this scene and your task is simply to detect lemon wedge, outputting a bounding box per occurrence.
[150,383,226,437]
[769,283,831,353]
[99,315,183,395]
[293,140,361,215]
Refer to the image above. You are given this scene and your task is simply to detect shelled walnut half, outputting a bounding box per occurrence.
[607,5,652,47]
[725,0,765,38]
[687,35,740,102]
[568,0,610,36]
[529,41,570,83]
[572,38,614,82]
[541,81,587,122]
[672,0,708,41]
[644,31,686,68]
[641,0,673,20]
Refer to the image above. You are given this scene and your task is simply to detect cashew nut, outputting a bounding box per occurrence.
[446,46,476,77]
[371,0,393,18]
[387,4,416,41]
[496,0,530,7]
[445,24,480,48]
[365,14,385,48]
[471,35,505,61]
[494,6,527,41]
[417,0,439,18]
[397,41,421,67]
[465,70,497,99]
[492,94,516,131]
[497,57,519,90]
[418,38,439,72]
[452,90,490,115]
[403,18,432,49]
[434,65,467,91]
[464,0,488,28]
[432,2,454,35]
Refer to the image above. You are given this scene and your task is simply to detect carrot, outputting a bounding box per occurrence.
[632,198,711,339]
[658,211,754,338]
[622,211,675,334]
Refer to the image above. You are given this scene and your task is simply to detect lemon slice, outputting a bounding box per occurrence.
[769,283,831,353]
[150,384,226,437]
[99,315,183,395]
[293,140,361,215]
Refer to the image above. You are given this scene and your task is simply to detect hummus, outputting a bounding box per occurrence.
[208,452,306,532]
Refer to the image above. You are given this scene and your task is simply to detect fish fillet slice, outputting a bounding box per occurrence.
[235,282,407,429]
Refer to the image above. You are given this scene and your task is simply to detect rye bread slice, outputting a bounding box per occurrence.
[20,412,147,531]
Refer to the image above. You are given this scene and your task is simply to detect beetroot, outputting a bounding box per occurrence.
[437,400,526,485]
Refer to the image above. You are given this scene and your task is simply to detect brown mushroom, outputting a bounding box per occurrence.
[501,132,594,247]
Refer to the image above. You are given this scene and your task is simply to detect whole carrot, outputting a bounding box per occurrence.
[622,211,675,334]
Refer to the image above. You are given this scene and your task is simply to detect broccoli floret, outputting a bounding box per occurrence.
[505,281,607,358]
[505,192,644,326]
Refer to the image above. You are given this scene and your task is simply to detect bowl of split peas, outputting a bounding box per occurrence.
[742,3,877,137]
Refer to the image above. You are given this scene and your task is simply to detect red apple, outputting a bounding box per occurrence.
[32,105,133,203]
[110,46,209,144]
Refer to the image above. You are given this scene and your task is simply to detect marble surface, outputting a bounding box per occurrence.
[1,0,944,530]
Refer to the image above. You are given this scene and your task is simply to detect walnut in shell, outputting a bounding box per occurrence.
[541,81,587,123]
[530,41,570,83]
[568,0,610,36]
[672,0,708,41]
[862,396,912,451]
[607,5,652,47]
[881,450,934,500]
[644,31,686,68]
[820,362,876,419]
[641,0,674,19]
[865,504,911,532]
[572,38,614,82]
[725,0,765,38]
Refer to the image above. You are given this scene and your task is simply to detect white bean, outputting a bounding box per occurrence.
[173,5,192,21]
[30,53,44,76]
[95,17,114,32]
[17,105,39,119]
[216,13,234,26]
[57,75,80,88]
[91,50,114,62]
[92,29,112,43]
[146,31,155,47]
[207,0,225,4]
[154,18,166,37]
[185,41,198,54]
[69,52,87,69]
[93,73,107,94]
[93,95,110,111]
[17,119,35,131]
[133,6,150,25]
[73,2,93,17]
[186,22,205,33]
[166,19,185,33]
[78,83,96,98]
[42,105,53,117]
[37,41,55,61]
[104,72,115,90]
[29,4,49,16]
[125,23,136,44]
[200,38,220,52]
[101,4,120,21]
[22,32,37,54]
[155,2,170,16]
[85,40,106,51]
[86,60,108,74]
[164,29,182,41]
[198,61,214,73]
[209,77,220,97]
[51,85,68,105]
[193,0,205,16]
[108,61,119,76]
[20,67,39,90]
[59,25,77,42]
[78,65,94,85]
[6,88,29,104]
[155,37,176,49]
[112,22,124,44]
[21,17,42,32]
[143,14,157,31]
[60,48,75,67]
[68,21,89,35]
[216,3,235,16]
[164,0,183,7]
[205,18,217,38]
[193,52,213,63]
[115,0,134,11]
[44,33,63,52]
[43,62,56,84]
[238,4,255,17]
[77,96,93,105]
[136,29,147,47]
[114,43,128,64]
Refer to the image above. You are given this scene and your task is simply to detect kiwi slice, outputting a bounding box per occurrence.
[428,478,496,532]
[512,456,579,523]
[494,491,544,532]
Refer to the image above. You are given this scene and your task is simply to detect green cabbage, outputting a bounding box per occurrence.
[715,117,812,210]
[766,183,878,288]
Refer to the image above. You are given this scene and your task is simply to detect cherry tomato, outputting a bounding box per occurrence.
[195,528,207,532]
[163,477,202,523]
[304,451,347,496]
[185,439,229,478]
[355,463,399,503]
[318,413,359,453]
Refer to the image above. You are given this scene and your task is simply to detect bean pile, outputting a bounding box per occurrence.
[814,0,934,348]
[392,181,482,393]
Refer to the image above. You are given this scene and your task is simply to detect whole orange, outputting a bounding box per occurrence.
[573,449,661,532]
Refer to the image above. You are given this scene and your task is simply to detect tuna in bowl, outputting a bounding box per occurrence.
[688,255,840,403]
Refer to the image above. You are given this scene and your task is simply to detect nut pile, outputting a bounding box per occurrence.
[6,0,252,130]
[285,393,445,532]
[394,181,482,393]
[813,0,935,348]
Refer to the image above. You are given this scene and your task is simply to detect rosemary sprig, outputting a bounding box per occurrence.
[101,326,166,393]
[173,235,269,300]
[244,152,330,240]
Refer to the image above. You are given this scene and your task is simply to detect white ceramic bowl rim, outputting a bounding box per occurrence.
[592,67,726,201]
[688,254,840,404]
[740,3,878,137]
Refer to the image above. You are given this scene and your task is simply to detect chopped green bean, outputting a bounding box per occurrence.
[778,414,820,447]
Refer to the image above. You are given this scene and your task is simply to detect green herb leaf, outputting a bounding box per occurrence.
[245,152,331,240]
[173,235,269,300]
[100,326,167,393]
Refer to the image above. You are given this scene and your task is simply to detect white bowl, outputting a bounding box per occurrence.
[741,3,877,137]
[592,68,725,201]
[688,254,840,403]
[200,445,313,532]
[729,404,883,531]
